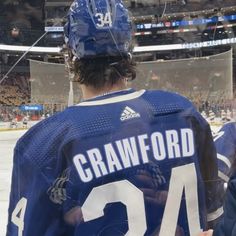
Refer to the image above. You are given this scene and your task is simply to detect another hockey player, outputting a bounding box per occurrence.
[198,122,236,236]
[22,115,29,129]
[7,0,222,235]
[10,117,18,129]
[214,122,236,183]
[211,174,236,236]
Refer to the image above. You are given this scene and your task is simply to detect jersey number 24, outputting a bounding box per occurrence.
[12,163,202,236]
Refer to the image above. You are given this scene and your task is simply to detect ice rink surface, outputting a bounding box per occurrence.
[0,130,26,236]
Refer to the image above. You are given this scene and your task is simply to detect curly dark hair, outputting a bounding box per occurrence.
[69,55,136,90]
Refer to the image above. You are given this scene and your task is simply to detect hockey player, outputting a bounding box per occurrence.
[201,122,236,236]
[200,122,236,236]
[10,117,18,129]
[211,174,236,236]
[22,115,29,129]
[213,121,236,183]
[7,0,222,235]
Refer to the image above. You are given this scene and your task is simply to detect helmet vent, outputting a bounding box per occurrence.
[108,0,113,14]
[88,0,95,15]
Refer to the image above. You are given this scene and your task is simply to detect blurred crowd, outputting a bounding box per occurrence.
[0,0,44,46]
[0,0,236,46]
[0,72,235,125]
[0,73,30,106]
[0,105,53,123]
[0,67,235,123]
[0,101,235,125]
[130,0,236,16]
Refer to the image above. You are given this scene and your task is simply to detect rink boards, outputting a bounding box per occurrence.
[0,121,39,132]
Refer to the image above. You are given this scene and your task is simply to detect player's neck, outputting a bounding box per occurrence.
[81,80,127,100]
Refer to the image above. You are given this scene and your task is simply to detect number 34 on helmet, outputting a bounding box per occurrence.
[64,0,133,59]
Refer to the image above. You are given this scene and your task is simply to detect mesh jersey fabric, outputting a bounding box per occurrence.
[7,89,222,236]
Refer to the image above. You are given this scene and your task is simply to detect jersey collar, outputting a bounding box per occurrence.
[76,89,146,106]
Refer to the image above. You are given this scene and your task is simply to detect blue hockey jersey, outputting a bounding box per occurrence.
[214,122,236,182]
[7,89,222,236]
[213,173,236,236]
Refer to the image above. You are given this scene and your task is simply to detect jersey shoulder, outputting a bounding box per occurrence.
[143,90,194,110]
[215,122,236,144]
[143,90,204,119]
[143,90,211,131]
[220,121,236,133]
[15,105,114,162]
[214,122,236,178]
[14,112,72,166]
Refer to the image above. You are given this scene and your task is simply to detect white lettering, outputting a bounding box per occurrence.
[166,130,181,158]
[137,134,150,164]
[87,149,108,178]
[151,132,166,161]
[181,129,194,157]
[73,154,93,183]
[95,12,112,28]
[116,137,140,168]
[104,143,123,173]
[73,128,196,183]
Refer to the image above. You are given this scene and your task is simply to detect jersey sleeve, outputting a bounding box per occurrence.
[6,114,72,236]
[192,111,224,226]
[214,122,236,182]
[213,175,236,236]
[6,145,38,236]
[6,145,60,236]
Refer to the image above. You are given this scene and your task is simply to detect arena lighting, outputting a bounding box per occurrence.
[1,37,236,53]
[137,23,236,35]
[0,44,61,53]
[133,44,183,52]
[133,37,236,52]
[136,14,236,30]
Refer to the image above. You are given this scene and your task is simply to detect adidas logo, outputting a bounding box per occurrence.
[120,106,140,121]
